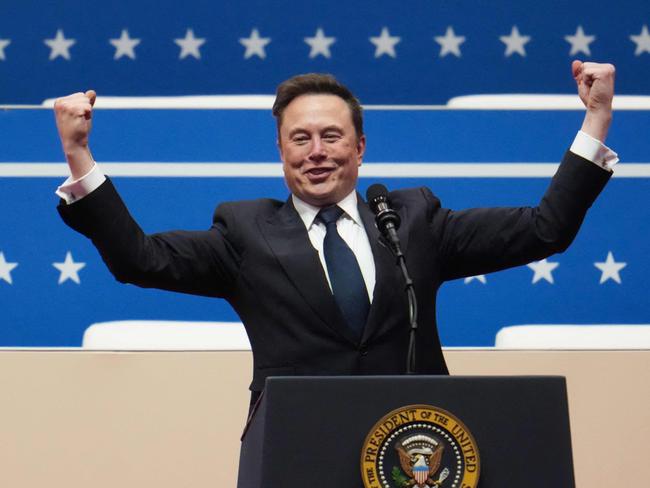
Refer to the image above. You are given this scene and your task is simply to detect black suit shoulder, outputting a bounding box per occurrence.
[213,197,286,220]
[388,186,444,222]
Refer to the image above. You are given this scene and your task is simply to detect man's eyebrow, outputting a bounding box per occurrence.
[322,125,343,133]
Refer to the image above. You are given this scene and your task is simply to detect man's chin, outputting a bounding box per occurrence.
[294,179,355,206]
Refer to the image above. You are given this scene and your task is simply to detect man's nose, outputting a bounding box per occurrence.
[308,137,327,161]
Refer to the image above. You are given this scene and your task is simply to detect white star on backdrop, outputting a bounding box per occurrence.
[464,275,487,284]
[304,28,336,59]
[370,27,401,58]
[434,26,465,58]
[0,39,10,61]
[630,25,650,56]
[527,259,559,284]
[565,26,595,56]
[500,25,531,57]
[53,252,86,285]
[174,29,206,60]
[44,29,76,61]
[594,251,626,284]
[0,252,18,285]
[239,28,271,59]
[110,29,141,60]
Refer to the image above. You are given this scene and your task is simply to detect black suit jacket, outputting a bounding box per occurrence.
[58,151,610,404]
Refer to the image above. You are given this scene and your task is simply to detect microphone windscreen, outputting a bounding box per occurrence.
[366,183,389,204]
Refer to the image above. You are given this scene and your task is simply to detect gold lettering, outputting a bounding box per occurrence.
[398,412,411,423]
[366,467,377,484]
[463,444,475,456]
[452,425,474,452]
[452,424,466,439]
[433,413,448,425]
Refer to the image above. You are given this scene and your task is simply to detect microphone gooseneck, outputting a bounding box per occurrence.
[366,184,419,375]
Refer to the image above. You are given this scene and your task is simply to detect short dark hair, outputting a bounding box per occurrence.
[272,73,363,139]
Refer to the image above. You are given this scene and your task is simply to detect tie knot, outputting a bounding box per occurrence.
[317,206,344,226]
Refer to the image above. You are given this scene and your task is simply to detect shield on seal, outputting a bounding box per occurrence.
[413,464,428,485]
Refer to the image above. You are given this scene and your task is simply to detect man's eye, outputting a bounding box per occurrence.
[323,133,341,141]
[293,136,309,144]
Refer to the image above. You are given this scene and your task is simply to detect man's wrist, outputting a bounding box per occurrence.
[580,111,612,143]
[62,144,95,180]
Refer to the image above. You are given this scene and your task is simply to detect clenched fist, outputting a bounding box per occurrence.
[53,90,96,179]
[572,61,615,142]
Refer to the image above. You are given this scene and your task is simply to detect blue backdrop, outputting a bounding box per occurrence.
[0,108,648,346]
[1,0,649,104]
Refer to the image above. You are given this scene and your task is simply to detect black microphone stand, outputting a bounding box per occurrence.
[373,204,418,375]
[387,234,418,375]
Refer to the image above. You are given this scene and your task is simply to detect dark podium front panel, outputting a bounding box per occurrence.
[238,376,574,488]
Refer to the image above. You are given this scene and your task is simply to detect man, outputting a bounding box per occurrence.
[54,61,617,409]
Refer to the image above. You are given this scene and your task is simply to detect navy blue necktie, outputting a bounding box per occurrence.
[317,206,370,337]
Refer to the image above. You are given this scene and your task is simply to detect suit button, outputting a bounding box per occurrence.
[359,346,368,356]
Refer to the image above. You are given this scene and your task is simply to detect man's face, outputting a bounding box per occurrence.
[278,94,365,207]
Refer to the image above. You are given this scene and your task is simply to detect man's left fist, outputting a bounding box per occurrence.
[572,60,615,115]
[572,61,615,142]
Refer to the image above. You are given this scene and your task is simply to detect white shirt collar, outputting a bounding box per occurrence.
[292,190,362,230]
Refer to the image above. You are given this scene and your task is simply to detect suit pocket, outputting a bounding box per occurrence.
[249,365,296,392]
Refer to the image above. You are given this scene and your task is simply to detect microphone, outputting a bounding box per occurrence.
[366,184,401,251]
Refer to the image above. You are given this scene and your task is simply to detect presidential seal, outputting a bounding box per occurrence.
[361,405,480,488]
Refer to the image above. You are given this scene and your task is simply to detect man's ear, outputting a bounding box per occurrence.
[277,137,284,161]
[356,134,366,166]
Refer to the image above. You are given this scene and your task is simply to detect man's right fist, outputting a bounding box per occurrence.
[53,90,96,179]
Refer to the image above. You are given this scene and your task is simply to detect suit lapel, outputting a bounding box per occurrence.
[358,195,410,342]
[258,198,359,345]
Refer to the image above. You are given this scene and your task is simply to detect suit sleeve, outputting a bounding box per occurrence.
[433,151,611,281]
[57,177,241,298]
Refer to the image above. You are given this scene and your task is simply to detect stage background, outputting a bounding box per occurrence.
[0,0,649,346]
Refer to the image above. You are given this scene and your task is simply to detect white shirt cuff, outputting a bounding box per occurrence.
[570,131,619,171]
[55,163,106,204]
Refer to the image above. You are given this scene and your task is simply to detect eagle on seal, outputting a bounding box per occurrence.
[396,434,445,487]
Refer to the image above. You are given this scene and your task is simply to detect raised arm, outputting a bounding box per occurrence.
[53,90,241,298]
[437,61,616,281]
